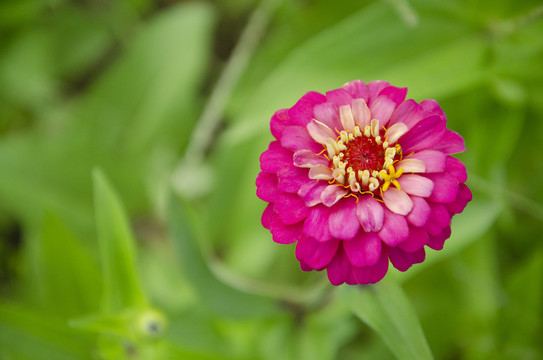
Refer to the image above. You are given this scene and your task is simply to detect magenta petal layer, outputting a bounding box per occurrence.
[256,79,471,285]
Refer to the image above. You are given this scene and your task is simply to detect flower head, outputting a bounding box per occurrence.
[256,80,472,285]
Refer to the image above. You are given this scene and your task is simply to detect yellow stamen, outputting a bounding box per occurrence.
[380,164,404,192]
[343,192,360,202]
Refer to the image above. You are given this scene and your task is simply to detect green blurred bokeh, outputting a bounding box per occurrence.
[0,0,542,359]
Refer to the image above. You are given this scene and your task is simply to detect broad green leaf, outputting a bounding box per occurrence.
[167,195,282,318]
[73,1,215,154]
[340,282,433,360]
[93,168,147,313]
[0,302,94,360]
[32,212,101,317]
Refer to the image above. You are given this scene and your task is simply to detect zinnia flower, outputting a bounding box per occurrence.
[256,80,472,285]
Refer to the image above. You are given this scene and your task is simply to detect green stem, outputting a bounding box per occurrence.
[182,0,280,164]
[207,255,332,307]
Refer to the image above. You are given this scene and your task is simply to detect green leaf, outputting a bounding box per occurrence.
[33,212,101,317]
[93,168,147,313]
[167,195,282,318]
[0,302,94,360]
[340,282,433,360]
[74,1,216,154]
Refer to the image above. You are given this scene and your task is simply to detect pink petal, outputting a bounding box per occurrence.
[298,181,327,207]
[388,99,424,129]
[325,88,353,107]
[395,159,425,173]
[303,91,328,105]
[293,149,328,168]
[274,193,309,225]
[351,98,371,128]
[405,150,446,173]
[369,95,397,126]
[356,195,384,232]
[328,197,360,240]
[327,247,358,285]
[424,203,451,236]
[277,165,309,193]
[353,248,389,284]
[419,99,447,121]
[398,115,446,153]
[314,102,342,131]
[367,80,391,105]
[342,80,369,102]
[389,247,425,272]
[378,209,409,246]
[295,234,339,270]
[384,122,409,144]
[344,231,382,267]
[304,205,332,242]
[378,86,408,106]
[382,188,413,215]
[261,203,274,229]
[306,119,336,144]
[446,156,467,183]
[256,171,279,202]
[287,91,326,127]
[268,140,282,150]
[309,165,334,180]
[430,130,466,154]
[281,126,322,153]
[260,146,292,173]
[321,185,349,207]
[397,174,434,197]
[270,109,291,140]
[407,196,431,227]
[299,261,312,271]
[425,173,459,203]
[398,226,429,252]
[269,213,304,244]
[427,226,451,250]
[339,104,356,131]
[445,183,472,214]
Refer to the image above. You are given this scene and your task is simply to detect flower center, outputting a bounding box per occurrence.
[342,135,384,175]
[325,117,403,194]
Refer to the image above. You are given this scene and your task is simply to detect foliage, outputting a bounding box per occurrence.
[1,0,542,359]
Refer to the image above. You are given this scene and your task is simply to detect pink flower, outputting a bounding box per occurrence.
[256,80,472,285]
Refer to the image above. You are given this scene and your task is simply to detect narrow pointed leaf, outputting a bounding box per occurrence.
[93,168,147,313]
[340,282,433,360]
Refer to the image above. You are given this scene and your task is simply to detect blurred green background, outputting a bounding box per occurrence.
[1,0,542,359]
